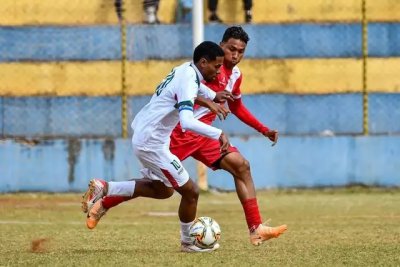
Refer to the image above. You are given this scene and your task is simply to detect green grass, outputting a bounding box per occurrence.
[1,188,399,266]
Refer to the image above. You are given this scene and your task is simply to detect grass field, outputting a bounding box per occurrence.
[0,188,399,266]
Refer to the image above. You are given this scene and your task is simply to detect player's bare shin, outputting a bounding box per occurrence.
[174,179,199,223]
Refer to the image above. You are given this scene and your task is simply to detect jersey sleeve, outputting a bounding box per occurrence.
[176,67,222,140]
[231,74,243,100]
[179,109,222,140]
[198,83,217,100]
[175,67,198,112]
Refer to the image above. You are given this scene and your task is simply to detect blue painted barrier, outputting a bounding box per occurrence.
[0,26,120,61]
[369,93,400,134]
[1,23,400,61]
[369,23,400,57]
[1,94,399,137]
[1,136,399,192]
[209,136,400,189]
[2,97,121,137]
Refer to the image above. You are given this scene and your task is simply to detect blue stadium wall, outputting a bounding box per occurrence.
[1,94,400,136]
[1,24,400,192]
[1,136,400,192]
[1,94,400,192]
[1,23,400,61]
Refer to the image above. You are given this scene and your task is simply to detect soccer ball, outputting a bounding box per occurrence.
[189,216,221,249]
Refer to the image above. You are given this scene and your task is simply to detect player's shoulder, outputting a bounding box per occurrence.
[176,62,197,78]
[231,65,242,81]
[174,62,200,89]
[175,61,192,73]
[232,65,241,76]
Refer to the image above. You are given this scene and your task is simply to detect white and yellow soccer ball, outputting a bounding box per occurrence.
[189,216,221,249]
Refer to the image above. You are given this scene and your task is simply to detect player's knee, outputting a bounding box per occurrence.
[177,179,199,203]
[235,158,251,176]
[161,187,175,199]
[154,186,174,199]
[151,181,174,199]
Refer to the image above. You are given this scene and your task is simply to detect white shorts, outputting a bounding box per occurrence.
[132,145,190,189]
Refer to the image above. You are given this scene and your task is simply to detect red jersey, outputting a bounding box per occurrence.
[194,64,269,134]
[170,64,268,168]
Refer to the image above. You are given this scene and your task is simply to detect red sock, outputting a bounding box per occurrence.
[241,198,262,232]
[102,195,131,209]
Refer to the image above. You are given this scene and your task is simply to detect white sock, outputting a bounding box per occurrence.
[107,181,136,197]
[180,221,194,244]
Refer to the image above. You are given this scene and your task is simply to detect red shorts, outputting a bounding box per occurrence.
[170,127,238,170]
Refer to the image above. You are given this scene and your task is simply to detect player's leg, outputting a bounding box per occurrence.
[102,179,175,209]
[84,178,175,229]
[170,129,220,252]
[193,139,287,245]
[174,177,219,252]
[174,178,199,244]
[84,146,181,229]
[138,147,218,252]
[194,143,262,230]
[219,152,287,245]
[82,178,173,213]
[220,152,255,201]
[174,179,199,223]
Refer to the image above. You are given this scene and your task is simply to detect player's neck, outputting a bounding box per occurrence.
[223,63,234,72]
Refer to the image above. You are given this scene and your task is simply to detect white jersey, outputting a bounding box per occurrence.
[131,62,222,148]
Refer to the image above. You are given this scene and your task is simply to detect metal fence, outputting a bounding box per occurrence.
[0,0,399,139]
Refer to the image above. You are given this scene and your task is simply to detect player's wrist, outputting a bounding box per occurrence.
[261,127,270,135]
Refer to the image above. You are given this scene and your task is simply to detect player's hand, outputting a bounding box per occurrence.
[219,132,230,153]
[209,102,230,120]
[263,130,278,146]
[214,90,234,103]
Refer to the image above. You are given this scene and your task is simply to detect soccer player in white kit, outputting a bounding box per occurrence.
[81,41,231,252]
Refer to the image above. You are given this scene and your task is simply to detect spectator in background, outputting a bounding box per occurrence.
[143,0,161,24]
[208,0,253,23]
[176,0,193,24]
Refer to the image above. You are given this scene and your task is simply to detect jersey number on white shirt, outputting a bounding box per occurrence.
[156,69,176,96]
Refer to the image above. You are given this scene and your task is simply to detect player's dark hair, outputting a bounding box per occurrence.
[193,41,224,63]
[221,26,250,44]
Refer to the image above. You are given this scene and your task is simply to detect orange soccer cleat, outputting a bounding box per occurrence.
[250,222,287,246]
[86,198,108,229]
[81,178,108,214]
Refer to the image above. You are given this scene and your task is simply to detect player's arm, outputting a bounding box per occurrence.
[178,104,230,152]
[198,83,234,103]
[227,74,278,144]
[195,83,233,120]
[177,69,230,151]
[195,96,230,120]
[228,98,278,144]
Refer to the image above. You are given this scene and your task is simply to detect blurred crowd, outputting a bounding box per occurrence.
[142,0,253,24]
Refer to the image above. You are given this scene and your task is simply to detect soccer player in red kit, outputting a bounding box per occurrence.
[170,26,287,246]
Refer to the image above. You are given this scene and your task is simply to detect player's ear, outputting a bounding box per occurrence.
[199,58,208,67]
